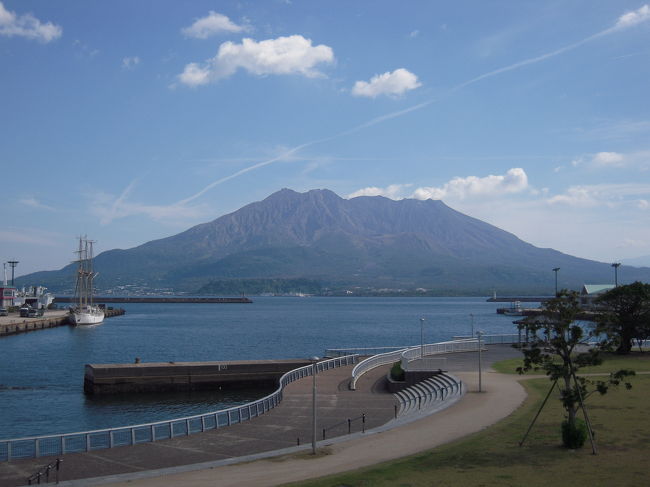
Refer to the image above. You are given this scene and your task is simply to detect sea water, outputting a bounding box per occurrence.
[0,297,522,439]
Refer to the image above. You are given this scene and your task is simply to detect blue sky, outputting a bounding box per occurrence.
[2,1,650,276]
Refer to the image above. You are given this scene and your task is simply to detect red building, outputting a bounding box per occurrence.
[1,286,16,308]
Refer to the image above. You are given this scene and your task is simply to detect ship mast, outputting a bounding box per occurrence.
[74,236,97,308]
[88,239,95,307]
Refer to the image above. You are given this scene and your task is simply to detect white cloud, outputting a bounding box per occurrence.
[637,199,649,209]
[182,11,249,39]
[615,4,650,30]
[347,184,411,199]
[411,168,529,201]
[178,62,211,86]
[352,68,422,98]
[547,183,650,208]
[571,150,650,170]
[409,30,419,38]
[19,197,55,211]
[91,183,208,225]
[547,187,600,207]
[121,56,140,70]
[0,1,62,42]
[177,35,334,87]
[592,151,624,166]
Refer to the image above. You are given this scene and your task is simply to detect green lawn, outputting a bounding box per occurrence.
[492,350,650,374]
[284,356,650,487]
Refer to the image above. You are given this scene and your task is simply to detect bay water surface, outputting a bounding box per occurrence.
[0,297,524,440]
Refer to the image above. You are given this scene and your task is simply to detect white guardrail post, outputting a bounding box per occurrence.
[0,354,358,462]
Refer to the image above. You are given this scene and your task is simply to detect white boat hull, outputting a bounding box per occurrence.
[72,307,105,326]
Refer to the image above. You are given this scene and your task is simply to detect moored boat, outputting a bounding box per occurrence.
[71,236,104,326]
[503,301,524,316]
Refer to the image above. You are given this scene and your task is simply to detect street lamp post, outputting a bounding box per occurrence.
[612,263,621,287]
[552,267,560,296]
[470,313,474,337]
[477,331,483,392]
[7,261,18,287]
[311,356,319,455]
[420,317,425,358]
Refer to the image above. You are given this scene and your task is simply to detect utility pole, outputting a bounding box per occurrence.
[477,331,483,392]
[7,261,18,287]
[311,356,319,455]
[612,263,621,287]
[552,267,560,296]
[420,317,425,358]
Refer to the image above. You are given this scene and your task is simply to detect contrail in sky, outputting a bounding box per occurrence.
[175,5,649,206]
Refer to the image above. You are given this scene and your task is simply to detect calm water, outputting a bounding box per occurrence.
[0,297,522,439]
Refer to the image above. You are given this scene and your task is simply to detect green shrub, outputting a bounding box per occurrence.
[390,361,405,381]
[561,418,588,449]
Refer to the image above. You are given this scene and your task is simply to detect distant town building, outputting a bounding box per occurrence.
[13,286,55,309]
[0,286,16,308]
[580,284,615,310]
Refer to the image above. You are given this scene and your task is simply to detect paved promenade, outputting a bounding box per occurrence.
[0,362,396,486]
[0,345,523,487]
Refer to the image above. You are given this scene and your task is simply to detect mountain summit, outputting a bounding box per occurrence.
[19,189,650,295]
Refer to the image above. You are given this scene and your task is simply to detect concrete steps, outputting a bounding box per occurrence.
[393,373,463,418]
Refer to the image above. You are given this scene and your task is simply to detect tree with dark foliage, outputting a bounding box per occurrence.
[517,290,634,450]
[595,281,650,354]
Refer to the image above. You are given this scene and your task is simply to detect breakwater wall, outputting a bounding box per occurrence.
[54,296,252,304]
[84,359,312,395]
[0,308,125,337]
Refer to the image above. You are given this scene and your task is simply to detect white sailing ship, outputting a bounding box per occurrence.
[71,236,104,326]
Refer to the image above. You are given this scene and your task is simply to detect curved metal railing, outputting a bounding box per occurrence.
[0,354,358,462]
[400,339,478,370]
[350,339,481,390]
[452,333,522,344]
[325,346,411,357]
[349,348,407,390]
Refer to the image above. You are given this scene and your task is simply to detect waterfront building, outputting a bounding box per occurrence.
[13,286,55,309]
[580,284,615,310]
[0,286,16,308]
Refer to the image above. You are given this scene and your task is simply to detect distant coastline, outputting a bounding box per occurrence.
[54,296,253,304]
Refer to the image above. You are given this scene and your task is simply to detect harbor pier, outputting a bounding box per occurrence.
[84,359,313,395]
[0,308,125,337]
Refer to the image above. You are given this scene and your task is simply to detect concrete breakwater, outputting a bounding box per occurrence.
[84,359,312,395]
[0,308,125,337]
[54,296,253,304]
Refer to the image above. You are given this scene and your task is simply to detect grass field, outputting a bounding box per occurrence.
[491,350,650,374]
[285,355,650,487]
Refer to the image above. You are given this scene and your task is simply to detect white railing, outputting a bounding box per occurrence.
[452,333,523,344]
[326,346,411,357]
[350,348,407,390]
[351,339,481,390]
[0,354,358,462]
[401,339,478,370]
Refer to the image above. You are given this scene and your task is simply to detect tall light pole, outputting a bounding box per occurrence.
[420,317,425,358]
[612,263,621,287]
[7,261,18,287]
[470,313,474,337]
[477,331,483,392]
[311,356,319,455]
[552,267,560,296]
